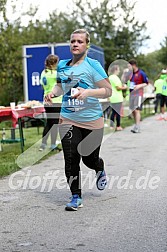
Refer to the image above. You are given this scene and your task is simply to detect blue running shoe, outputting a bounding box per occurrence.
[50,144,62,151]
[50,144,57,151]
[96,170,107,190]
[65,194,83,211]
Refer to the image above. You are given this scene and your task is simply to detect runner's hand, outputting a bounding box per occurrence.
[44,93,54,104]
[72,87,88,100]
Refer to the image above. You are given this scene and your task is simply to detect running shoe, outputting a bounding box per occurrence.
[96,170,107,190]
[50,144,62,151]
[131,125,140,133]
[50,144,57,151]
[39,143,46,151]
[65,194,83,211]
[131,128,140,133]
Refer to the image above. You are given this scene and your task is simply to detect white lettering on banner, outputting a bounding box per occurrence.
[32,72,40,86]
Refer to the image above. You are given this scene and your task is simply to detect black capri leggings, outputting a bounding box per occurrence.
[59,125,104,197]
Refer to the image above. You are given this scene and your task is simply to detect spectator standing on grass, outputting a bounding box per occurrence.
[45,29,112,211]
[108,65,127,131]
[157,69,167,120]
[128,59,149,133]
[121,67,133,119]
[39,54,62,151]
[153,71,164,114]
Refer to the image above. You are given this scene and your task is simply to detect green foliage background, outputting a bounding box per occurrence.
[0,0,166,105]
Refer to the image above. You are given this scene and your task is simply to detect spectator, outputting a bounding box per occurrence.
[153,71,164,114]
[108,65,127,131]
[39,54,62,151]
[157,69,167,120]
[128,59,149,133]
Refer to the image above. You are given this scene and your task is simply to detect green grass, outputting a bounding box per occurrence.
[0,108,153,178]
[0,125,61,177]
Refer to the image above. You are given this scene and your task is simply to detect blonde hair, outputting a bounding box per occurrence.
[108,65,119,75]
[71,29,90,44]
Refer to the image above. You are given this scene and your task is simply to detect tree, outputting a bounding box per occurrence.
[158,37,167,67]
[0,13,22,104]
[39,12,79,43]
[70,0,150,70]
[0,0,151,105]
[136,51,164,82]
[113,0,149,58]
[71,0,117,68]
[0,0,39,105]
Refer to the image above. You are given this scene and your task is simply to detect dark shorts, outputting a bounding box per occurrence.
[160,95,167,107]
[129,95,143,111]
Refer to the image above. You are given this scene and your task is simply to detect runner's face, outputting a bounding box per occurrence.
[70,33,87,56]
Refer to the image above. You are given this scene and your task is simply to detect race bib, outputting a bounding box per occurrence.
[67,98,85,108]
[63,94,87,112]
[130,81,135,89]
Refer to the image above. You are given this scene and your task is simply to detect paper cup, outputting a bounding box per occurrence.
[10,102,16,109]
[17,104,22,109]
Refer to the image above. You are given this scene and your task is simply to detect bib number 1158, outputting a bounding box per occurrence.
[68,99,84,107]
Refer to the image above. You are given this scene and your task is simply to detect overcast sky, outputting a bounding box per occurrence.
[8,0,167,54]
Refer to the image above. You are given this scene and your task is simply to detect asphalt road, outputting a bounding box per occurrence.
[0,115,167,252]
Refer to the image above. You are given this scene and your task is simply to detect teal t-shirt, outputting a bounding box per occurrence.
[40,69,62,103]
[57,57,108,122]
[109,74,123,103]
